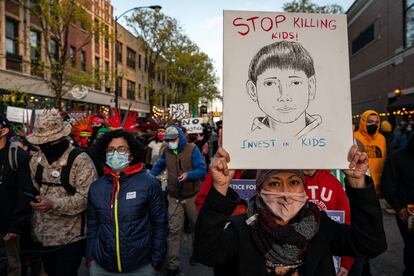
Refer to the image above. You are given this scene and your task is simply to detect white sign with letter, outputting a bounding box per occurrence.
[223,10,353,169]
[170,103,190,120]
[182,117,203,134]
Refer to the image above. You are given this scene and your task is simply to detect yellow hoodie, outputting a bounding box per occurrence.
[354,110,386,192]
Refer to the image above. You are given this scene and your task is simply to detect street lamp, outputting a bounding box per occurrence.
[114,5,162,109]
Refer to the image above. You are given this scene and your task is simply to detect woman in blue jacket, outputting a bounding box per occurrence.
[86,129,167,275]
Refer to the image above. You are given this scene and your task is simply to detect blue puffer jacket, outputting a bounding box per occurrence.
[86,170,167,272]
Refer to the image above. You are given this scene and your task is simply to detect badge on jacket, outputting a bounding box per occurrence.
[126,191,136,200]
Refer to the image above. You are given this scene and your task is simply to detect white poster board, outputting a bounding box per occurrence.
[223,10,353,169]
[182,117,203,134]
[170,103,190,120]
[6,106,33,123]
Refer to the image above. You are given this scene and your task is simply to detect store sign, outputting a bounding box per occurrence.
[69,85,89,100]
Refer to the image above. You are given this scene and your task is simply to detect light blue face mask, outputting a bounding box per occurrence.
[106,152,130,172]
[168,141,178,150]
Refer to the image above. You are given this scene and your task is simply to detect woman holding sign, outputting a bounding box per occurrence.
[193,146,387,276]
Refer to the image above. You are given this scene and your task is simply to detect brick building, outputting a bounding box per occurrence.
[0,0,163,116]
[347,0,414,123]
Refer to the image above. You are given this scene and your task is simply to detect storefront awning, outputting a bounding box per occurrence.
[388,93,414,110]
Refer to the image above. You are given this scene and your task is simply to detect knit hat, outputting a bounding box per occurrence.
[256,170,305,191]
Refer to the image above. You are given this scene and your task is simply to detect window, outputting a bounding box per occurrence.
[94,19,100,44]
[116,77,122,97]
[138,54,142,69]
[127,80,136,100]
[50,39,59,61]
[351,24,374,54]
[116,42,122,63]
[95,56,100,89]
[70,46,76,67]
[105,61,110,92]
[104,25,109,49]
[6,18,19,55]
[127,48,136,69]
[405,0,414,48]
[144,55,148,72]
[80,51,86,71]
[30,30,41,62]
[138,83,142,99]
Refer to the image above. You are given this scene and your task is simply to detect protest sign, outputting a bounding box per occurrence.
[223,10,353,169]
[229,179,256,202]
[170,103,190,120]
[7,106,33,123]
[182,117,203,134]
[326,210,345,273]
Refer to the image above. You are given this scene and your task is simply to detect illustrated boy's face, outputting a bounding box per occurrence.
[247,68,316,124]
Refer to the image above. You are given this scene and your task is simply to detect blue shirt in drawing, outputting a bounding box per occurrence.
[251,113,322,139]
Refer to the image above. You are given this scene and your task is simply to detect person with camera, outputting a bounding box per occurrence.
[151,125,207,276]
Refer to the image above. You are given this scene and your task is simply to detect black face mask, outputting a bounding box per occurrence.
[40,139,69,164]
[366,124,378,135]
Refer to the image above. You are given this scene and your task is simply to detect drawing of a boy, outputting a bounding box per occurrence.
[246,41,322,139]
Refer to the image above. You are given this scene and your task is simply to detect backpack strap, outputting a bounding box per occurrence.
[8,142,19,171]
[60,147,84,196]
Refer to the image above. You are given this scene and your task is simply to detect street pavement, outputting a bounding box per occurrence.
[79,200,404,276]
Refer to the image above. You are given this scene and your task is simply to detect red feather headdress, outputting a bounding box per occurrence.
[72,116,93,148]
[99,108,139,132]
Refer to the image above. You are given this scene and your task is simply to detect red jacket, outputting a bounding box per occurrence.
[305,170,354,271]
[195,170,247,216]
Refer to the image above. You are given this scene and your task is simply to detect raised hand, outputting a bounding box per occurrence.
[211,148,235,196]
[343,144,369,188]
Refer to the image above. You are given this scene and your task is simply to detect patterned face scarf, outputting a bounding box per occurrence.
[247,195,320,275]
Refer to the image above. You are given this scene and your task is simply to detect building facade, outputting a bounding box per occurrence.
[0,0,162,116]
[347,0,414,123]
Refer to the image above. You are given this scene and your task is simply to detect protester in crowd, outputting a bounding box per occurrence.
[354,110,386,194]
[151,125,207,276]
[27,109,98,276]
[380,120,394,156]
[393,121,410,150]
[90,115,109,143]
[0,116,33,276]
[194,146,387,276]
[146,131,165,167]
[381,133,414,276]
[86,129,167,275]
[304,170,354,276]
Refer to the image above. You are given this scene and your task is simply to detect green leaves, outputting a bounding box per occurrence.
[282,0,344,14]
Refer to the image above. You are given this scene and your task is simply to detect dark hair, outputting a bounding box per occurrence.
[248,41,315,83]
[90,129,144,165]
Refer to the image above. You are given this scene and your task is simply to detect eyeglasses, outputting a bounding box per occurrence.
[106,146,130,156]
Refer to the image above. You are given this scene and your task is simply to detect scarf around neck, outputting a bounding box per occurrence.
[247,195,320,275]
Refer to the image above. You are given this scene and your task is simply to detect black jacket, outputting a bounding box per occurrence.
[194,177,387,276]
[0,141,33,235]
[381,134,414,211]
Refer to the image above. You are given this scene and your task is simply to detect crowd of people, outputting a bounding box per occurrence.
[0,107,412,276]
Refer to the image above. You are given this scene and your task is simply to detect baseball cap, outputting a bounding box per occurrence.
[164,126,179,140]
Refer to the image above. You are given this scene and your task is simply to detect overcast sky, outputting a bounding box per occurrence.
[112,0,355,108]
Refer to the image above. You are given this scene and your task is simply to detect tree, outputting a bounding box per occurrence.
[127,10,180,108]
[127,10,219,112]
[166,35,220,110]
[17,0,101,109]
[283,0,344,14]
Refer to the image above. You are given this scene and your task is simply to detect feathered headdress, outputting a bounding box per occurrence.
[72,116,93,148]
[99,108,139,132]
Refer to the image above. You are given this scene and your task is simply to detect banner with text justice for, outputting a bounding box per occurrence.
[222,10,353,169]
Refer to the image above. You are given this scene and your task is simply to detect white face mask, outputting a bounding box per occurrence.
[168,141,178,150]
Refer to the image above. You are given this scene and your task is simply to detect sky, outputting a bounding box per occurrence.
[112,0,355,108]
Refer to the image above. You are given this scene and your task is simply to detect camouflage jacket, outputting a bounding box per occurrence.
[30,144,98,246]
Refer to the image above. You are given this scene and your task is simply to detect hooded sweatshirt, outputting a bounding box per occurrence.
[354,110,386,191]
